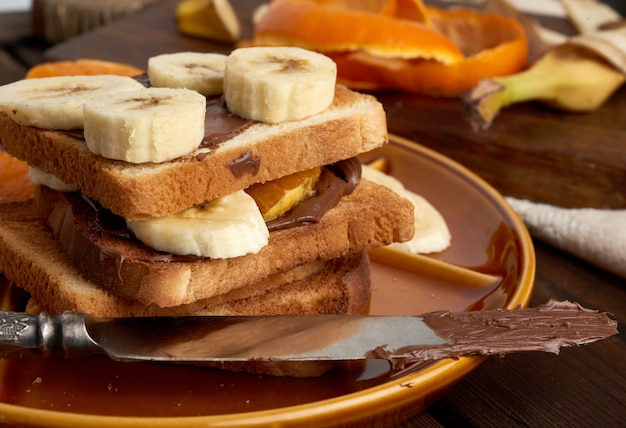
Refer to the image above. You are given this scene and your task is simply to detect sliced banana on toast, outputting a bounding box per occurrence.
[0,75,144,130]
[127,190,269,259]
[362,165,451,254]
[83,87,206,163]
[224,46,337,123]
[148,52,228,96]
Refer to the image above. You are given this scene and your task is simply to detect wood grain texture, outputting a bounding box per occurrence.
[22,0,626,425]
[44,0,626,209]
[0,12,49,85]
[380,90,626,209]
[412,240,626,427]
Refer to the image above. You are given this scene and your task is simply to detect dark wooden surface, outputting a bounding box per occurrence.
[2,1,625,426]
[41,0,626,210]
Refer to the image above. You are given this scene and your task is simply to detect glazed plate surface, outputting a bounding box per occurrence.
[0,135,535,427]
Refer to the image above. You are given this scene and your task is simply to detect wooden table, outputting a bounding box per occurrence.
[2,1,626,426]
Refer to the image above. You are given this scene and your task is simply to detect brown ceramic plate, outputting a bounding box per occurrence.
[0,135,535,427]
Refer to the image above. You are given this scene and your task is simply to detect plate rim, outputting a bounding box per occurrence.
[0,134,535,427]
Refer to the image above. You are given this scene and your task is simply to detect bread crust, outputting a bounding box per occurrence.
[20,252,368,378]
[0,85,387,220]
[32,178,413,307]
[21,252,370,317]
[0,198,370,317]
[0,81,407,377]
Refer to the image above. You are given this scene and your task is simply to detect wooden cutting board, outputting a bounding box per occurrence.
[44,0,626,209]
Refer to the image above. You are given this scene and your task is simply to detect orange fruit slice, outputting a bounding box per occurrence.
[246,166,321,220]
[0,151,35,202]
[25,59,144,78]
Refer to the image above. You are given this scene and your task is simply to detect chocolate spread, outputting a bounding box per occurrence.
[200,97,255,151]
[41,186,210,288]
[227,149,261,178]
[61,87,255,157]
[368,299,619,370]
[267,157,361,231]
[44,74,363,277]
[42,158,361,279]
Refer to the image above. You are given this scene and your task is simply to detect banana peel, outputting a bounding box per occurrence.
[176,0,241,43]
[463,42,626,131]
[561,0,623,34]
[567,28,626,74]
[462,0,626,131]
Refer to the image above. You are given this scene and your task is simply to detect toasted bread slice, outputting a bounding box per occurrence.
[0,85,387,220]
[20,252,370,318]
[0,199,371,317]
[31,179,413,308]
[15,249,369,379]
[0,199,373,378]
[16,248,370,379]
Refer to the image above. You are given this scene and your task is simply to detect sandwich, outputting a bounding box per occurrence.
[0,47,416,323]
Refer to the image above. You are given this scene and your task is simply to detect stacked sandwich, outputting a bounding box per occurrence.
[0,47,415,319]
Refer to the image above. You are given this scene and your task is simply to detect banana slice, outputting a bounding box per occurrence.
[0,75,144,130]
[127,190,269,259]
[148,52,228,96]
[362,165,451,254]
[223,46,337,123]
[28,167,79,192]
[83,87,206,163]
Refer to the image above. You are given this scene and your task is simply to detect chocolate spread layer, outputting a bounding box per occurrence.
[39,158,361,282]
[267,157,361,231]
[200,96,255,151]
[368,300,618,370]
[62,94,255,157]
[134,74,256,152]
[227,149,260,178]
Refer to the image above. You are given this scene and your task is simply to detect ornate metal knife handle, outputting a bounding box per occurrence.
[0,312,100,359]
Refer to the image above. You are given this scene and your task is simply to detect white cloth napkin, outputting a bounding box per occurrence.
[0,0,31,13]
[506,197,626,279]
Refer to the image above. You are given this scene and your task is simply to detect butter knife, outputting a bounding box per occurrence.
[0,300,617,365]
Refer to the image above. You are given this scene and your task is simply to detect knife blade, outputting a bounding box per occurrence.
[0,300,617,365]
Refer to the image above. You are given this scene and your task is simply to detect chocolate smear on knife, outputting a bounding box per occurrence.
[369,300,618,370]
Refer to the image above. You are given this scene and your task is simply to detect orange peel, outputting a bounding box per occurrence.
[0,151,35,202]
[252,0,529,96]
[315,0,397,14]
[331,8,529,96]
[25,59,144,79]
[254,0,464,65]
[394,0,432,25]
